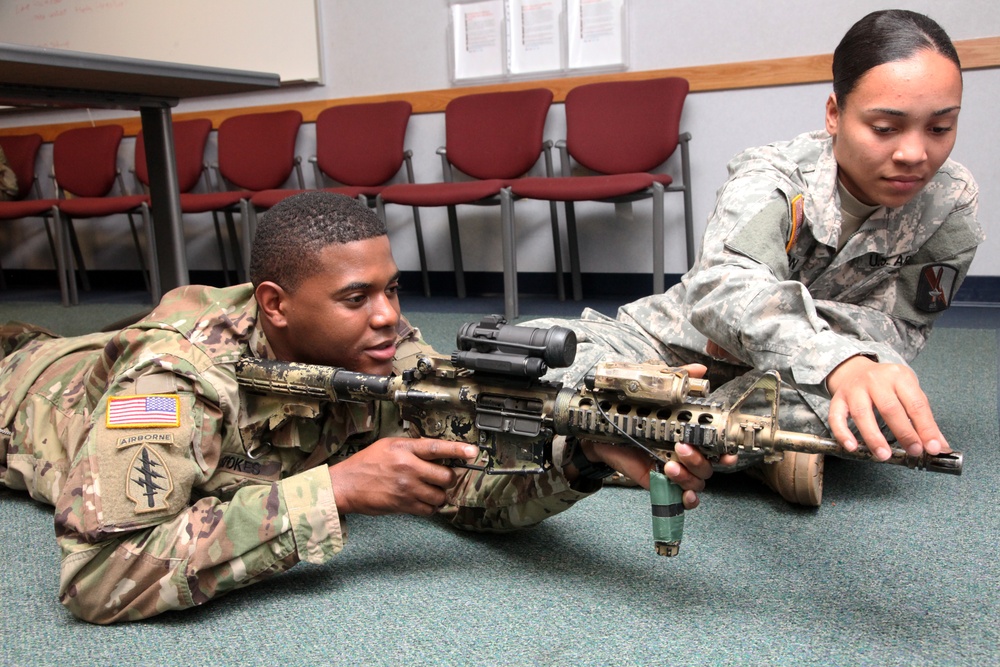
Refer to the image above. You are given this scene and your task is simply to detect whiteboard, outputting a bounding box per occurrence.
[0,0,323,84]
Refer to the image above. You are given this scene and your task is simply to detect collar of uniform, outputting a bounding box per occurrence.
[245,312,272,360]
[802,132,850,250]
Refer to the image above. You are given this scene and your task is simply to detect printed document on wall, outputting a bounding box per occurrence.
[567,0,626,70]
[451,0,506,80]
[508,0,564,75]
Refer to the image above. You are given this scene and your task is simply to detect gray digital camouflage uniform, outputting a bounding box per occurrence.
[530,130,983,459]
[0,284,595,624]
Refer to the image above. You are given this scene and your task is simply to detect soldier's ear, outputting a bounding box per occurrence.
[255,281,290,329]
[825,93,841,137]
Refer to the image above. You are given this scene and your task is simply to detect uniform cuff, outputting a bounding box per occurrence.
[789,330,880,390]
[281,466,345,565]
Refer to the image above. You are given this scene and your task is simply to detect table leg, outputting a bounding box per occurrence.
[139,106,188,294]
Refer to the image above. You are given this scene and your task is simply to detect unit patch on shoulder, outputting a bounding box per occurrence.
[125,445,174,513]
[914,263,958,313]
[106,394,180,428]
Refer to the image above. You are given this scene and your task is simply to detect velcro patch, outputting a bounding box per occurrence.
[914,263,958,312]
[106,394,180,428]
[125,445,174,513]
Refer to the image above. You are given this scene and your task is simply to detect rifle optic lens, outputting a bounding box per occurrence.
[456,316,577,369]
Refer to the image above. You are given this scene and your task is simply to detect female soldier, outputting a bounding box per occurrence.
[531,9,982,505]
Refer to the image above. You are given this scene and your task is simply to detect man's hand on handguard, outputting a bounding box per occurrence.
[329,438,478,516]
[826,355,950,461]
[582,363,738,510]
[582,440,737,509]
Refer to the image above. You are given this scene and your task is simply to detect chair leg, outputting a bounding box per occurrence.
[211,212,234,286]
[547,200,565,301]
[228,202,250,284]
[42,218,59,275]
[377,195,431,297]
[66,219,91,293]
[500,188,518,321]
[411,206,431,298]
[54,210,76,306]
[242,200,256,284]
[446,205,466,299]
[679,135,695,269]
[564,201,583,301]
[652,182,665,295]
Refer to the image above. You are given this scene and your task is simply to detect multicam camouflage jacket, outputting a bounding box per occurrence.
[618,130,983,394]
[0,284,593,624]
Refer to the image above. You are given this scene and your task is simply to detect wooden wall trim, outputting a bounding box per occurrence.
[3,36,997,142]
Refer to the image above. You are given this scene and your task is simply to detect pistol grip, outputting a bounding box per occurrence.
[650,465,684,557]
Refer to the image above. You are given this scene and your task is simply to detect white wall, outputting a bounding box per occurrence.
[1,0,997,280]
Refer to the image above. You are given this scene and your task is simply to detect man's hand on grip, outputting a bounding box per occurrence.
[329,438,479,516]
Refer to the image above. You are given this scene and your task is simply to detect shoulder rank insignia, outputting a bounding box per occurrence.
[125,445,174,513]
[915,263,958,313]
[107,394,180,429]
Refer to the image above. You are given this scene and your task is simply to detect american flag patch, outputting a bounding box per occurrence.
[106,394,181,428]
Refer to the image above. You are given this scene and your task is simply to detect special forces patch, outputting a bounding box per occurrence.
[125,445,174,513]
[915,263,958,313]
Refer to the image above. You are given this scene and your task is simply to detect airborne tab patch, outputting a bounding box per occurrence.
[116,433,175,449]
[125,445,174,513]
[107,394,180,428]
[914,263,958,313]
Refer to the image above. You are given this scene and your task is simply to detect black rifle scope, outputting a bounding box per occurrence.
[452,315,577,379]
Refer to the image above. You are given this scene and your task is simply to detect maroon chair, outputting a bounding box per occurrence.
[135,118,212,196]
[248,102,426,291]
[510,77,694,305]
[312,100,414,204]
[0,133,61,294]
[377,88,556,317]
[52,125,158,306]
[134,118,239,283]
[176,110,303,283]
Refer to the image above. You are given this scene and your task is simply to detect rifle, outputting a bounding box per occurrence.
[235,315,962,557]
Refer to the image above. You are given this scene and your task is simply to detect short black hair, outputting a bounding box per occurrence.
[833,10,961,108]
[249,191,387,291]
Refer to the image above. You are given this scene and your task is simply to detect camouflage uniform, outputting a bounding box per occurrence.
[0,284,595,624]
[531,130,983,458]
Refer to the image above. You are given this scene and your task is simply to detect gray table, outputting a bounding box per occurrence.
[0,42,279,298]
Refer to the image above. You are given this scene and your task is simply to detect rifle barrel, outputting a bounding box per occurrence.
[773,430,962,475]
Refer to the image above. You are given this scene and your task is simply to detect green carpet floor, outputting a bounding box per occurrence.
[1,297,998,666]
